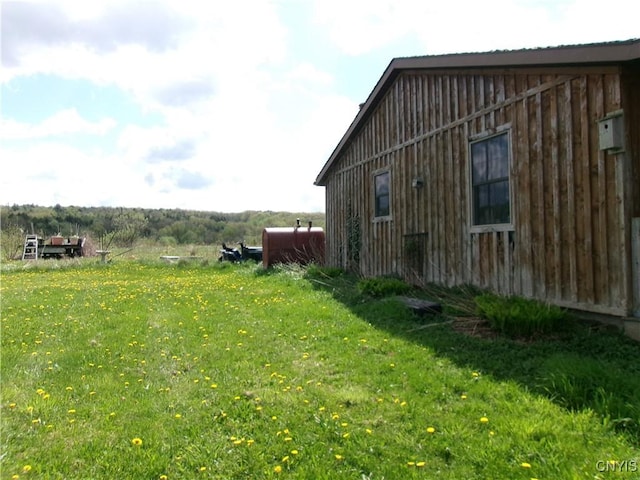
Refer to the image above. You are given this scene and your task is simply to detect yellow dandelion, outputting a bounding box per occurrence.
[335,454,344,461]
[131,437,143,446]
[460,394,467,400]
[521,462,532,468]
[273,465,282,473]
[199,466,207,472]
[480,417,489,423]
[22,465,32,473]
[160,476,168,480]
[407,461,416,467]
[291,450,299,455]
[426,427,436,434]
[174,414,182,419]
[416,461,426,467]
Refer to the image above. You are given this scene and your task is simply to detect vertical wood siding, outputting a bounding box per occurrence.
[324,66,636,316]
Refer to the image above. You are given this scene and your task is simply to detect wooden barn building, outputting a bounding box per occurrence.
[315,39,640,331]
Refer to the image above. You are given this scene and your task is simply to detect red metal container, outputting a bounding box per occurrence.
[262,224,325,268]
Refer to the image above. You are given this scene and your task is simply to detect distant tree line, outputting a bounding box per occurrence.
[0,204,325,259]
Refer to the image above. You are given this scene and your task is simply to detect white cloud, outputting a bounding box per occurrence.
[285,62,335,88]
[0,109,116,139]
[311,0,413,56]
[311,0,639,56]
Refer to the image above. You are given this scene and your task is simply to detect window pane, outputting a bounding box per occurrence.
[471,142,487,184]
[377,194,389,217]
[488,133,509,179]
[490,180,509,207]
[489,180,510,223]
[476,184,489,208]
[473,185,490,225]
[375,172,389,195]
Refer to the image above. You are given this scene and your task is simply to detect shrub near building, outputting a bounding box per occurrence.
[475,293,570,337]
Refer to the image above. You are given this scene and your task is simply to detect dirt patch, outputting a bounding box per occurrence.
[451,316,579,343]
[451,316,500,340]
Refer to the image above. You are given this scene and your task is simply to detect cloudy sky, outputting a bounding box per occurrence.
[1,0,638,213]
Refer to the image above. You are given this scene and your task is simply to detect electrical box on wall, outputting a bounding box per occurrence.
[598,112,624,152]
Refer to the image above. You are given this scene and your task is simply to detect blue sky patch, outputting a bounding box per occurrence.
[1,74,163,126]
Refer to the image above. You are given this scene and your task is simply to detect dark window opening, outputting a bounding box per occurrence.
[471,132,510,225]
[374,171,390,217]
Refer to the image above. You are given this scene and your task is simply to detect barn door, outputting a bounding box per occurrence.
[403,233,428,282]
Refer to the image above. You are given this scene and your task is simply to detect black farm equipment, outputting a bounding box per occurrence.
[219,242,263,263]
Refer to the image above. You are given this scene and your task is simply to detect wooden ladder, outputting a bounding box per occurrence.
[22,235,39,260]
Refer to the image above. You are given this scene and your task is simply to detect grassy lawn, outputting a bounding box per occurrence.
[1,259,638,479]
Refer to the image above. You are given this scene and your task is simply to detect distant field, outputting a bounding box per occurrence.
[1,259,638,479]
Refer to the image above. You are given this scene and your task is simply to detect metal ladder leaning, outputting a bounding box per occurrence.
[22,235,39,260]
